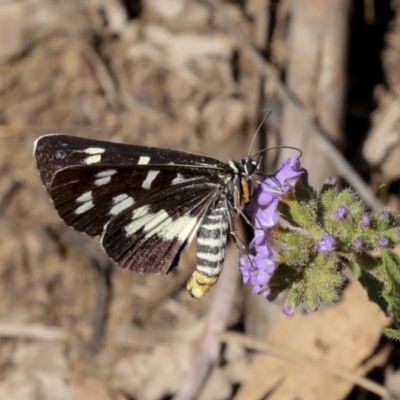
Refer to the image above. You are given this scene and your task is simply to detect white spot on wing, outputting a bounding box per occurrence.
[124,205,200,244]
[96,170,117,178]
[142,170,160,189]
[113,194,128,204]
[76,200,94,214]
[76,191,93,202]
[143,210,199,241]
[124,205,153,236]
[172,173,184,185]
[109,196,134,216]
[138,156,151,165]
[94,176,111,186]
[85,155,102,164]
[142,210,170,234]
[56,150,66,159]
[84,147,105,154]
[171,174,199,185]
[175,216,199,242]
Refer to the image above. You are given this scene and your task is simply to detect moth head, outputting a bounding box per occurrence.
[242,157,259,177]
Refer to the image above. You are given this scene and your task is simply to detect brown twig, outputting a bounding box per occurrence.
[0,322,68,342]
[202,0,383,211]
[173,244,240,400]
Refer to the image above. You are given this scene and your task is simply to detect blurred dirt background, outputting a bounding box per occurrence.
[0,0,399,399]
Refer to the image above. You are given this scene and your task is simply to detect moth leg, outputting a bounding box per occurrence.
[225,199,247,252]
[235,205,256,230]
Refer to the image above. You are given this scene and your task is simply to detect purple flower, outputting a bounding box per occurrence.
[380,211,389,220]
[353,238,363,251]
[254,198,280,228]
[361,214,371,227]
[380,236,389,247]
[239,243,278,290]
[255,156,304,206]
[239,255,255,284]
[282,303,295,316]
[256,178,286,206]
[324,176,337,185]
[317,234,338,253]
[249,228,266,249]
[239,156,306,309]
[275,156,304,189]
[335,206,350,221]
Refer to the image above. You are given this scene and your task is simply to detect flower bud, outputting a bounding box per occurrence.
[282,303,295,316]
[353,238,363,251]
[335,206,350,221]
[361,214,371,227]
[380,236,390,247]
[317,234,338,254]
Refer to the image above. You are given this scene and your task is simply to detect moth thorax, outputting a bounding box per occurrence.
[187,203,229,298]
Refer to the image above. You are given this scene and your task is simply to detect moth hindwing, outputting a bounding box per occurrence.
[34,134,256,298]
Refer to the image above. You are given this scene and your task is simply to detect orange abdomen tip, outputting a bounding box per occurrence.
[186,271,218,299]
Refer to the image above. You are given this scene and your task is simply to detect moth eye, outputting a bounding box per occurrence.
[244,160,257,175]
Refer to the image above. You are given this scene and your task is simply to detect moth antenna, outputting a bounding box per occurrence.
[250,145,302,161]
[247,110,271,158]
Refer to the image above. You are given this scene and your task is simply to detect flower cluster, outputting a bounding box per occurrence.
[239,155,400,317]
[239,157,305,301]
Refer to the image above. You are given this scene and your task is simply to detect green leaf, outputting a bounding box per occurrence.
[383,327,400,341]
[382,250,400,323]
[353,263,388,313]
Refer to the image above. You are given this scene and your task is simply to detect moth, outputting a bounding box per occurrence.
[34,134,261,298]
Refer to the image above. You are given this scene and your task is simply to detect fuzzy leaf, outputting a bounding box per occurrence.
[270,255,343,311]
[353,263,388,313]
[383,327,400,341]
[303,254,343,307]
[382,250,400,324]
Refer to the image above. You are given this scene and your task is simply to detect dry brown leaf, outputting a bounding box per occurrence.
[234,282,389,400]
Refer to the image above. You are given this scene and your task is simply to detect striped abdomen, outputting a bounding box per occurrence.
[187,202,229,298]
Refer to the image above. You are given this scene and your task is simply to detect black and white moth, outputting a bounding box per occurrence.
[33,134,259,298]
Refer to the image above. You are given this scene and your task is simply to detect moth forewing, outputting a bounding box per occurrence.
[33,134,256,298]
